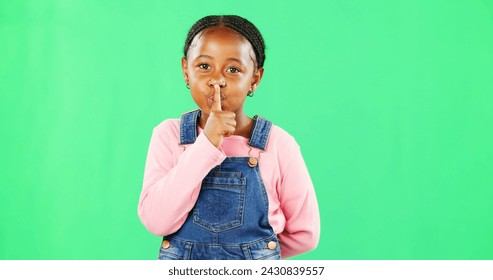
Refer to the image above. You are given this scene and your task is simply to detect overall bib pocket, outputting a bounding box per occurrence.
[193,172,246,232]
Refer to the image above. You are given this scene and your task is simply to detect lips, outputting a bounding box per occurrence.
[207,98,226,107]
[206,93,226,104]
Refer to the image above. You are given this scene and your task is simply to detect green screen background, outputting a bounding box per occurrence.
[1,0,492,260]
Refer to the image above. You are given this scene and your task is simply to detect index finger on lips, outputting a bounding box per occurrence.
[211,84,222,112]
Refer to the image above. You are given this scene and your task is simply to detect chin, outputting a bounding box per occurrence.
[198,107,210,114]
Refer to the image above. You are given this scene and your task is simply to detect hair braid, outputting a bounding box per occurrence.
[183,15,266,68]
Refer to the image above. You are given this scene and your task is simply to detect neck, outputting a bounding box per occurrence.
[233,112,254,138]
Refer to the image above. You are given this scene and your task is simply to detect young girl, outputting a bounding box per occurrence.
[138,15,320,260]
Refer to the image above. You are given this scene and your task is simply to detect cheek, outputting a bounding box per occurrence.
[190,93,211,113]
[187,69,199,80]
[229,77,252,88]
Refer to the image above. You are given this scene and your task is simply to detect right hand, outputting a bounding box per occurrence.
[203,84,236,147]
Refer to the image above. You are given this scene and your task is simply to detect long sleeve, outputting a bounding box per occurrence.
[277,141,320,259]
[138,120,226,236]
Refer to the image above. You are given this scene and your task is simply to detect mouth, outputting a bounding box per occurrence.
[206,94,226,105]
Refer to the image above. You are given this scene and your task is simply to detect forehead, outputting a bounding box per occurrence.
[188,26,255,62]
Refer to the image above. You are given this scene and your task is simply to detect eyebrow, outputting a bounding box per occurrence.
[196,55,245,66]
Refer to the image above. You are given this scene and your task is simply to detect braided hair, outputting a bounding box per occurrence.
[184,15,266,68]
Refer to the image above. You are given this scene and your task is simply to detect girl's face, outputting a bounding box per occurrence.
[182,26,263,118]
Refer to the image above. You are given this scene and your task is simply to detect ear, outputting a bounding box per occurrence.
[181,57,189,84]
[250,67,264,92]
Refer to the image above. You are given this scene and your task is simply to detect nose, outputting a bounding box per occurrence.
[208,73,226,88]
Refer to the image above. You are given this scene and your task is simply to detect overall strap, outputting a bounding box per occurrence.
[179,109,201,145]
[248,115,273,151]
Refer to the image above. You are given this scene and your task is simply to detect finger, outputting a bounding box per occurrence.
[225,119,237,128]
[211,84,222,112]
[224,126,235,137]
[220,111,235,120]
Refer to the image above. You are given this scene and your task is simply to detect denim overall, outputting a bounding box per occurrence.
[158,109,281,260]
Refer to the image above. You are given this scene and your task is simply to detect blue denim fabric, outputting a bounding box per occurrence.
[248,115,272,151]
[158,109,280,260]
[179,109,201,145]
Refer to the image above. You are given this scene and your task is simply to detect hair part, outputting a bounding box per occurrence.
[184,15,266,68]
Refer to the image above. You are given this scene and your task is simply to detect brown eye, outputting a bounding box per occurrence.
[227,67,240,73]
[199,63,210,70]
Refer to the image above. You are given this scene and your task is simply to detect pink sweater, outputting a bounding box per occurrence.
[138,118,320,258]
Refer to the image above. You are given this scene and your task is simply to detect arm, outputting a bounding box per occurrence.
[138,122,226,236]
[277,142,320,259]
